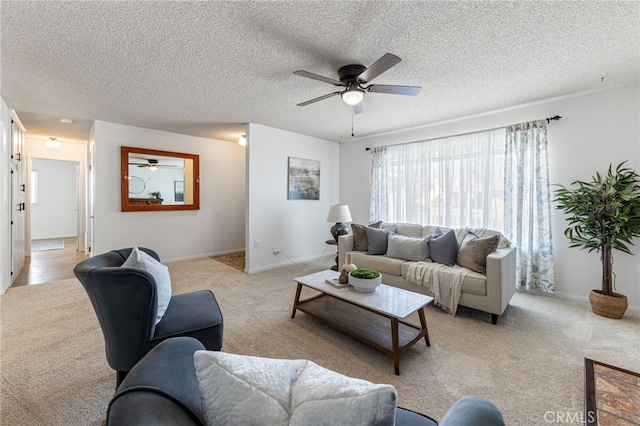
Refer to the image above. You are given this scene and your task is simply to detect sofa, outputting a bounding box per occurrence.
[107,336,505,426]
[338,223,516,324]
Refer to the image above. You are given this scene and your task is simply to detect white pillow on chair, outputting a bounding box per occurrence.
[193,351,397,426]
[122,247,171,325]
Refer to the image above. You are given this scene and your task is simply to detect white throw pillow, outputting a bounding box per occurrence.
[193,351,397,426]
[122,247,171,325]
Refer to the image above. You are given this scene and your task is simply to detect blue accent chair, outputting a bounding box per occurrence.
[73,248,223,386]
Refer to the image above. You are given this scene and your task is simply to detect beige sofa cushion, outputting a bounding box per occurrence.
[454,227,510,249]
[394,223,424,238]
[349,252,406,277]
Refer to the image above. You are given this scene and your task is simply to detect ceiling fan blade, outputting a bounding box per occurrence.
[366,84,422,96]
[353,101,365,115]
[357,53,402,83]
[297,91,341,107]
[294,70,343,86]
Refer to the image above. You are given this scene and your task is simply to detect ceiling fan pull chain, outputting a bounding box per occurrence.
[351,110,354,137]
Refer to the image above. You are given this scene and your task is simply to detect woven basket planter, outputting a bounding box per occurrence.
[589,290,628,319]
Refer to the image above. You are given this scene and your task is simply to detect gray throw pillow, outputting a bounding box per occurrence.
[351,221,382,251]
[386,233,430,261]
[365,225,396,255]
[457,232,500,274]
[429,228,458,266]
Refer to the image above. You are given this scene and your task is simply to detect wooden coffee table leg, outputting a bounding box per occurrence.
[391,318,400,375]
[291,283,302,318]
[418,308,430,347]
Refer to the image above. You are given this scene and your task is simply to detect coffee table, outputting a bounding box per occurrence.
[292,270,434,375]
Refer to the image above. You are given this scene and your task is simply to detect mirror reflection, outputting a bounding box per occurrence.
[121,146,200,212]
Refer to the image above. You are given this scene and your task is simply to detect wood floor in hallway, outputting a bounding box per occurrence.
[11,238,88,287]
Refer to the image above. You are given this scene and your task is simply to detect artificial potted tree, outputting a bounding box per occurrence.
[554,162,640,319]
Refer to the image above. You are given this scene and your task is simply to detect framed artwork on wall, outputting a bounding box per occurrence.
[174,180,184,202]
[287,157,320,200]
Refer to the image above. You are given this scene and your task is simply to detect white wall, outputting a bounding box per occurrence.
[341,85,640,311]
[92,121,245,262]
[246,123,340,273]
[30,159,78,239]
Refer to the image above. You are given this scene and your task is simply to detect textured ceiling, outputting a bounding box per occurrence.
[1,1,638,144]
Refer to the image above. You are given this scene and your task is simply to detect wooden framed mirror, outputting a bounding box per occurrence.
[121,146,200,212]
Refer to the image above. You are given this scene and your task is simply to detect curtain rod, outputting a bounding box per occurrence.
[365,115,562,151]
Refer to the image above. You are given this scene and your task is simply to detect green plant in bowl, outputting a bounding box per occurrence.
[348,268,382,293]
[349,268,381,279]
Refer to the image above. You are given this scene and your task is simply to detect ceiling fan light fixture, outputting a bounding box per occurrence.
[341,86,364,106]
[148,164,158,171]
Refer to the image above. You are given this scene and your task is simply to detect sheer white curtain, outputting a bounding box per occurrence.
[370,128,506,230]
[504,121,555,292]
[370,146,388,222]
[370,122,555,292]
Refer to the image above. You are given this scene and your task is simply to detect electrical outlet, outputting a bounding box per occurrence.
[272,247,281,255]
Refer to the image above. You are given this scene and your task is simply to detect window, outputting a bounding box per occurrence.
[371,128,506,231]
[370,121,554,292]
[30,169,38,204]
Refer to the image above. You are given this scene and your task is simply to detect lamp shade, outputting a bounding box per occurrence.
[327,204,352,223]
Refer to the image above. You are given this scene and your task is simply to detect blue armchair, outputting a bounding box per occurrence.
[107,337,505,426]
[73,247,223,386]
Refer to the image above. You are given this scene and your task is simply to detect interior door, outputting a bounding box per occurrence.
[10,116,25,281]
[87,139,95,255]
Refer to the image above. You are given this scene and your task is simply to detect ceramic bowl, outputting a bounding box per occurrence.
[348,273,382,293]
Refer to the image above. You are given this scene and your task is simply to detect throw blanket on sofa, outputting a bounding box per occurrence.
[406,262,470,314]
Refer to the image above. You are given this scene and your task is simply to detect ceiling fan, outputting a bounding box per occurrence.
[294,53,421,114]
[128,159,176,171]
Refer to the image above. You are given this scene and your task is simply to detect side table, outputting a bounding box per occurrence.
[325,239,338,271]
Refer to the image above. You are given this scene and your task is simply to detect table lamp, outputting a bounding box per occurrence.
[327,204,352,241]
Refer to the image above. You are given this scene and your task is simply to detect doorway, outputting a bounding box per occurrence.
[30,158,79,245]
[12,158,86,287]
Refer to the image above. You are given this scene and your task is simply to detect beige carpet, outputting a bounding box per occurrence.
[1,257,639,425]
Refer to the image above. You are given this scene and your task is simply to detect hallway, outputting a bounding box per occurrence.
[11,238,87,287]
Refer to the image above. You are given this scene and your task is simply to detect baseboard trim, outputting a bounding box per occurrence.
[552,291,640,319]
